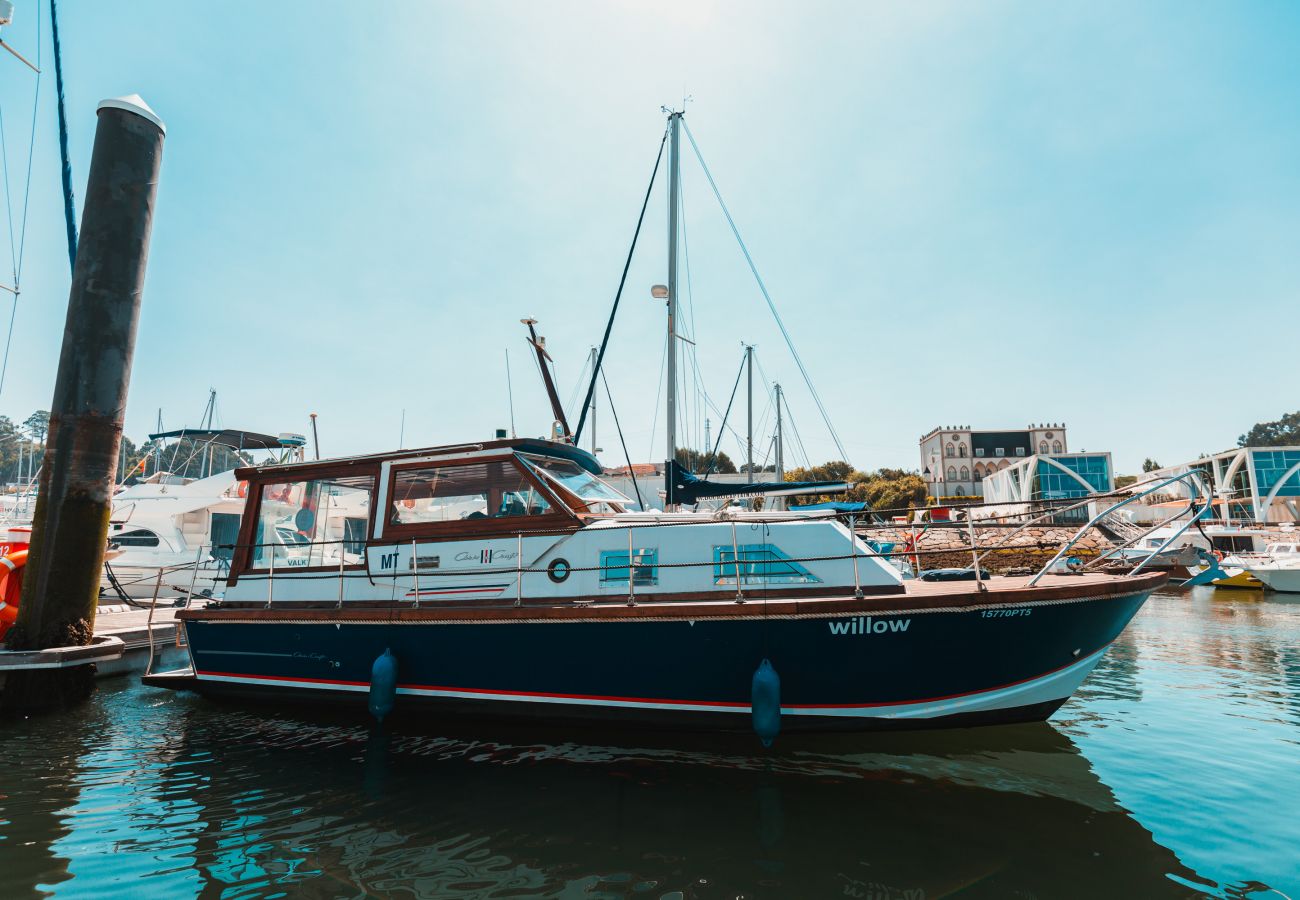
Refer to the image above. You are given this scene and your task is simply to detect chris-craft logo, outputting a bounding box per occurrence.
[828,616,911,636]
[455,549,518,564]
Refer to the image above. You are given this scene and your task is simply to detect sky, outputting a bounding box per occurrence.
[0,1,1297,476]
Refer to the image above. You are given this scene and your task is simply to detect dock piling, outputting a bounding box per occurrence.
[1,95,164,713]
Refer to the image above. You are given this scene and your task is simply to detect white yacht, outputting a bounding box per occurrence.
[1243,543,1300,594]
[104,429,309,599]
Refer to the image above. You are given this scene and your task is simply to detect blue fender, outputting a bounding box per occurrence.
[369,648,399,722]
[751,658,781,747]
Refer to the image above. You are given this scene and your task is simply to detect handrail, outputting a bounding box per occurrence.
[1027,471,1213,586]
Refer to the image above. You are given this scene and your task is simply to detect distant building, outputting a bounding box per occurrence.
[918,424,1070,500]
[1137,447,1300,524]
[979,451,1114,523]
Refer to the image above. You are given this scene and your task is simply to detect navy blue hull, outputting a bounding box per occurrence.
[165,588,1153,733]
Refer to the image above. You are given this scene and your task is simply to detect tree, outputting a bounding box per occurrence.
[785,462,926,514]
[674,447,737,474]
[1238,411,1300,448]
[1115,474,1138,489]
[23,410,50,446]
[1142,458,1161,473]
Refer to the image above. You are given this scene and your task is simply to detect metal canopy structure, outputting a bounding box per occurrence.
[147,428,286,452]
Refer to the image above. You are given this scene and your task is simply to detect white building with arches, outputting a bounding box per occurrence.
[1136,447,1300,524]
[978,451,1113,523]
[919,424,1070,501]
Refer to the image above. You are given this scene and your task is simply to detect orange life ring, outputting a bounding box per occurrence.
[0,548,29,642]
[237,480,248,498]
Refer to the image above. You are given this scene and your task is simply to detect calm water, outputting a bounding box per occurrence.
[1,588,1298,899]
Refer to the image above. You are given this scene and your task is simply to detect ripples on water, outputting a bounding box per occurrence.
[1,588,1297,899]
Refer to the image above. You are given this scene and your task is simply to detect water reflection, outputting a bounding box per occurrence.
[1,686,1201,899]
[0,587,1295,898]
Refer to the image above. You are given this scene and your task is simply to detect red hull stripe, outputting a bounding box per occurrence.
[404,585,508,597]
[194,649,1100,710]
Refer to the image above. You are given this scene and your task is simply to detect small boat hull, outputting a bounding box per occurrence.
[151,576,1159,733]
[1209,568,1263,590]
[1250,566,1300,594]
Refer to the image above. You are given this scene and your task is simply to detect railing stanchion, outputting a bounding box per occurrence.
[730,519,745,603]
[516,532,524,607]
[186,543,204,607]
[144,560,170,676]
[626,526,636,606]
[849,513,863,599]
[412,538,420,608]
[337,540,346,609]
[967,515,985,591]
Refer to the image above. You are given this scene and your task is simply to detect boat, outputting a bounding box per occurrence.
[103,428,310,599]
[1107,523,1280,584]
[141,434,1173,732]
[143,111,1175,734]
[1244,543,1300,593]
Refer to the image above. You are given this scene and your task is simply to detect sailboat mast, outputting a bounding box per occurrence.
[774,382,785,510]
[588,346,598,455]
[665,111,682,480]
[745,344,754,484]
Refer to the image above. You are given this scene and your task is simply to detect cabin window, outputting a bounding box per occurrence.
[713,544,820,585]
[1210,536,1253,553]
[518,453,630,509]
[249,474,375,570]
[343,517,368,555]
[210,513,242,561]
[114,528,160,548]
[600,548,658,586]
[389,460,553,527]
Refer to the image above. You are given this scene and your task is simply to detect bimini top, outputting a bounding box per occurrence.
[149,428,288,452]
[233,437,604,480]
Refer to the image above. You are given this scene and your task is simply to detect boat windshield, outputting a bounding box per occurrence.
[519,453,631,505]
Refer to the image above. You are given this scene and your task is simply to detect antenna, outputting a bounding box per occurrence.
[521,317,571,442]
[505,348,517,438]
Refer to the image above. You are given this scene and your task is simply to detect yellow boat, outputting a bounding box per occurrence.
[1210,567,1263,590]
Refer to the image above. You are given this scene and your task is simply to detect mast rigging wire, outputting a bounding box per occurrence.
[700,350,747,479]
[681,120,850,464]
[600,368,644,510]
[572,126,668,446]
[0,5,42,400]
[504,348,517,438]
[645,331,667,464]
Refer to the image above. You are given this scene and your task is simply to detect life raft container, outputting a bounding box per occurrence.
[0,547,29,642]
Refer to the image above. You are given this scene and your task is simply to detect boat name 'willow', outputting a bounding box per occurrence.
[827,617,911,636]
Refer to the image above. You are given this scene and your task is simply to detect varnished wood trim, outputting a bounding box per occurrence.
[181,572,1167,624]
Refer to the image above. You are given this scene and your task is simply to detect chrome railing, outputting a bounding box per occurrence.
[1027,471,1214,586]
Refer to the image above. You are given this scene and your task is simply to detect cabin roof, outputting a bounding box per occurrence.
[232,438,603,481]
